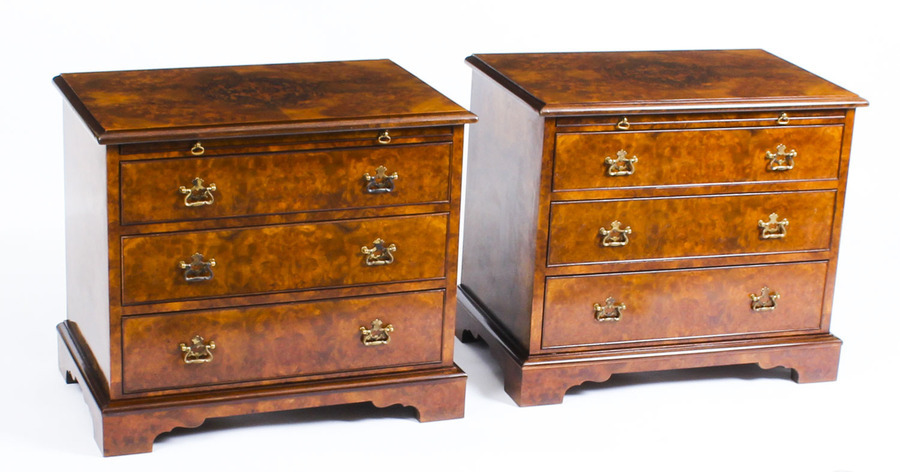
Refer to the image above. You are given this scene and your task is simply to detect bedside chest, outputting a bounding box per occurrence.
[457,50,866,406]
[55,60,476,455]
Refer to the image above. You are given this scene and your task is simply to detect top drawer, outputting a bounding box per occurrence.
[120,142,451,224]
[553,123,844,191]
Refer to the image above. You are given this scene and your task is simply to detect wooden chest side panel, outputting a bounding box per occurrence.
[542,261,828,349]
[122,290,446,393]
[63,102,112,383]
[121,213,448,305]
[460,70,545,349]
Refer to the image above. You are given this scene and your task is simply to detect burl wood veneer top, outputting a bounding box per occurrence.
[55,60,476,144]
[466,49,867,115]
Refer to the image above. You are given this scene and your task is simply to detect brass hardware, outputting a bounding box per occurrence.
[377,130,392,144]
[776,113,790,125]
[765,144,797,171]
[599,220,632,247]
[749,286,779,312]
[190,142,205,156]
[180,335,216,364]
[361,238,397,266]
[359,319,394,346]
[179,177,217,207]
[604,149,638,176]
[616,117,630,130]
[364,165,399,193]
[179,253,216,282]
[758,213,789,239]
[593,297,625,322]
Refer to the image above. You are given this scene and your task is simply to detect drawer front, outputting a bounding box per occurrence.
[122,213,448,304]
[120,143,451,224]
[553,125,843,190]
[548,190,835,266]
[542,262,827,349]
[122,290,445,393]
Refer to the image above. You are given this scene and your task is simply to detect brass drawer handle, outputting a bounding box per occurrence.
[758,213,789,239]
[364,165,399,193]
[594,297,625,322]
[361,238,397,266]
[179,253,216,282]
[604,150,638,176]
[179,177,217,207]
[190,141,205,156]
[599,220,632,247]
[377,130,392,144]
[359,319,394,346]
[749,286,779,312]
[776,113,790,125]
[180,335,216,364]
[616,117,630,130]
[765,144,797,171]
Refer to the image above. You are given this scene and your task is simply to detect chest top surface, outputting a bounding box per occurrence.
[55,59,476,144]
[467,49,867,115]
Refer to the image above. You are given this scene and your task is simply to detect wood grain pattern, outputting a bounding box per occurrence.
[121,213,448,304]
[547,190,836,265]
[553,125,843,190]
[541,262,827,349]
[120,142,451,224]
[466,50,867,115]
[54,60,476,143]
[122,290,445,393]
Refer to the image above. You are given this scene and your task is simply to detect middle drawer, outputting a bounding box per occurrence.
[548,190,835,266]
[121,213,448,305]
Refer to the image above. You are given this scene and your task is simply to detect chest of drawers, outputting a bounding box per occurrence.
[456,50,866,406]
[54,60,475,455]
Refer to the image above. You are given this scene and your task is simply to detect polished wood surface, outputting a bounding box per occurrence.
[120,142,452,224]
[122,290,445,393]
[466,50,867,115]
[541,261,827,349]
[459,50,864,406]
[57,60,473,455]
[553,124,843,190]
[54,60,476,143]
[547,190,836,265]
[121,213,448,304]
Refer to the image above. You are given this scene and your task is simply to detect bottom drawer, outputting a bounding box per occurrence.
[542,262,827,349]
[122,290,445,393]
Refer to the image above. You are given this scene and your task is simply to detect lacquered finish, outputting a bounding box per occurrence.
[120,143,452,224]
[56,60,474,455]
[122,290,445,393]
[547,190,836,265]
[541,261,827,349]
[458,50,865,406]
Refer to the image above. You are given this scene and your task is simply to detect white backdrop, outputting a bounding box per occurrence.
[0,1,896,470]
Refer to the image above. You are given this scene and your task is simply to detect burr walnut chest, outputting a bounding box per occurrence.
[457,50,866,406]
[55,60,475,455]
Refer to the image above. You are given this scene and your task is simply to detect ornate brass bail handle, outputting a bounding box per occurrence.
[377,130,392,144]
[776,113,790,125]
[765,144,797,171]
[749,286,779,312]
[359,319,394,346]
[616,117,630,130]
[594,297,625,322]
[180,335,216,364]
[179,253,216,282]
[758,213,789,239]
[179,177,217,207]
[364,165,399,193]
[361,238,397,266]
[599,220,632,247]
[190,142,205,155]
[604,149,638,176]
